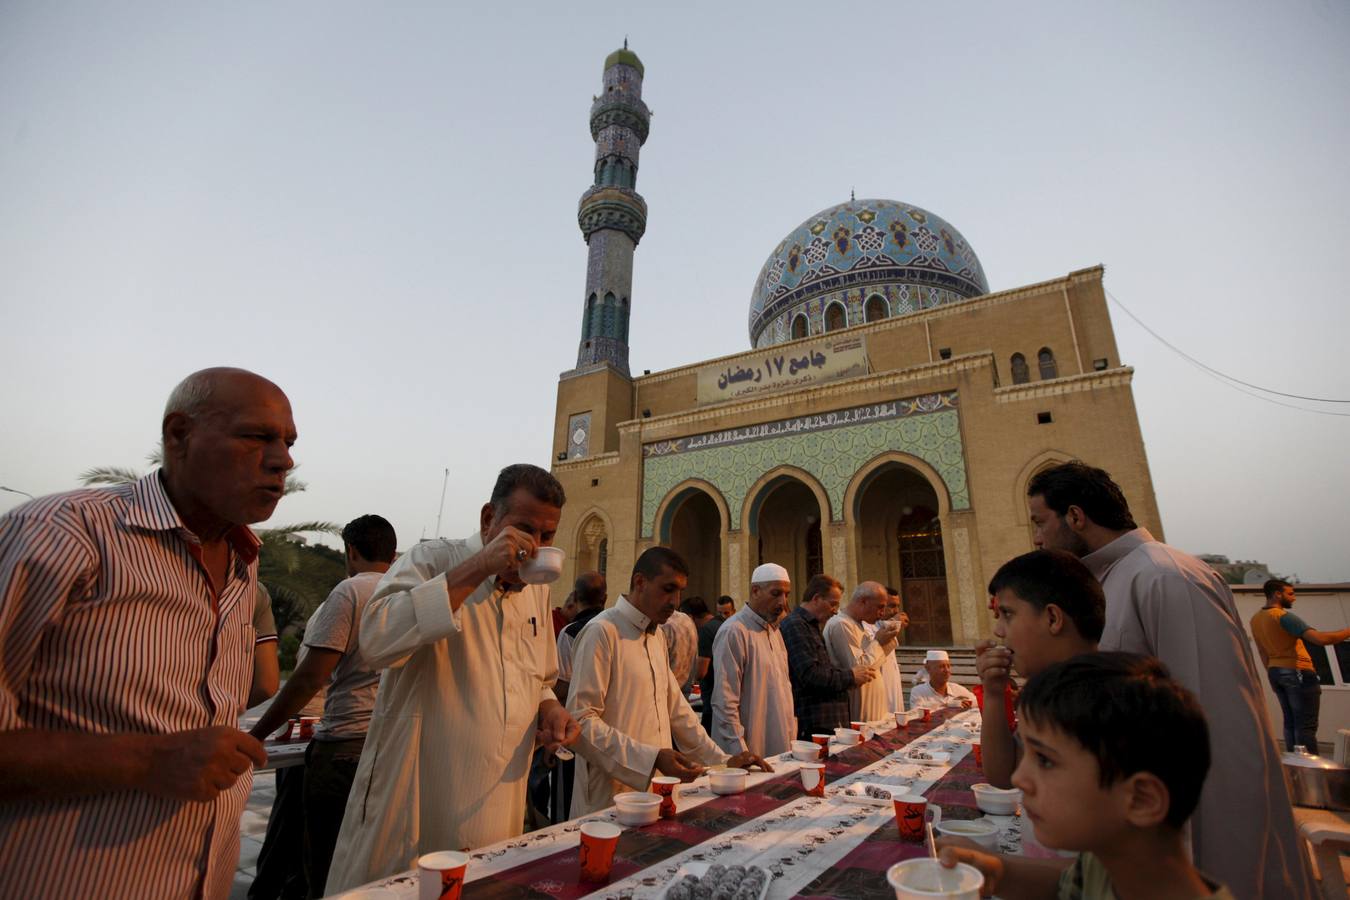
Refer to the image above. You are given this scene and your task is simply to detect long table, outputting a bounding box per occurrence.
[336,709,1024,899]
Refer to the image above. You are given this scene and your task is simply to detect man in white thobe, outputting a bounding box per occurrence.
[1028,461,1313,900]
[568,548,770,814]
[712,563,796,757]
[909,649,975,709]
[326,465,581,892]
[824,581,903,722]
[873,586,909,713]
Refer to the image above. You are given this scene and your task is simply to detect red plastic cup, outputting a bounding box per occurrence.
[893,794,941,842]
[920,707,932,724]
[811,734,831,760]
[799,763,825,797]
[578,821,621,882]
[973,743,983,768]
[298,717,318,740]
[651,776,680,818]
[417,851,468,900]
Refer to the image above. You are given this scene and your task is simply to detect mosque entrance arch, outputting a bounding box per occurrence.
[664,490,722,605]
[853,463,952,645]
[749,474,825,602]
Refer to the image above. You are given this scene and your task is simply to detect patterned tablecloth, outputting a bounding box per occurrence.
[337,709,1023,899]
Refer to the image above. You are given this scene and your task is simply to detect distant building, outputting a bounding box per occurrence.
[1198,554,1274,585]
[549,47,1163,646]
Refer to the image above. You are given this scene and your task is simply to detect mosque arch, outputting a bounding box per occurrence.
[845,455,953,645]
[654,480,728,604]
[743,467,830,598]
[865,294,889,322]
[1010,353,1030,385]
[573,507,614,579]
[791,313,809,340]
[824,301,848,332]
[1038,347,1058,380]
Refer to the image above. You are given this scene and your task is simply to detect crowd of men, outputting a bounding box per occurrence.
[0,366,1329,900]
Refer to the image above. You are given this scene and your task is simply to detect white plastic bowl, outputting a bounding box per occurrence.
[614,790,662,825]
[708,767,748,795]
[834,727,862,745]
[971,783,1022,816]
[790,740,821,761]
[936,817,1000,850]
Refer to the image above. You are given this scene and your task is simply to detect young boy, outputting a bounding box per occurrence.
[976,550,1104,787]
[940,652,1231,900]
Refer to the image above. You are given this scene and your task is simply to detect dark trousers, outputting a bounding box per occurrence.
[1268,667,1321,752]
[249,766,308,900]
[303,737,365,899]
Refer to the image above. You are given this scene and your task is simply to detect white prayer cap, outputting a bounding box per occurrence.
[751,562,790,584]
[925,649,950,663]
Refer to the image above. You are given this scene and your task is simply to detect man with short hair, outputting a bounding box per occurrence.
[716,595,735,620]
[712,565,796,757]
[555,572,607,702]
[247,514,397,896]
[780,574,876,739]
[824,581,903,722]
[873,587,909,713]
[1251,579,1350,753]
[568,549,770,814]
[1027,460,1312,900]
[910,650,976,710]
[327,465,581,891]
[974,549,1104,788]
[0,367,288,898]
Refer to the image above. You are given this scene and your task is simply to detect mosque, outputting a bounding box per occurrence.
[549,47,1162,645]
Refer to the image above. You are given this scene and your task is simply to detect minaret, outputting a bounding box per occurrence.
[573,43,649,375]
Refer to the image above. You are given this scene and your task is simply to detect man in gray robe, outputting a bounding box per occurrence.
[711,563,796,757]
[1027,461,1312,900]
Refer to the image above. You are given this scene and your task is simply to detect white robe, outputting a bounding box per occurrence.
[567,596,725,814]
[823,611,894,722]
[865,621,906,713]
[326,533,558,893]
[909,679,975,710]
[711,605,796,757]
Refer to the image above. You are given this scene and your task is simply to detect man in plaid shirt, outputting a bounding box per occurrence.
[780,574,877,740]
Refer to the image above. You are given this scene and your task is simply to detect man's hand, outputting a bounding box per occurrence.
[655,748,707,781]
[875,621,902,644]
[974,639,1012,692]
[959,697,975,710]
[851,664,877,685]
[536,700,580,754]
[726,752,774,773]
[144,727,267,803]
[894,611,910,629]
[477,525,539,579]
[937,843,1003,898]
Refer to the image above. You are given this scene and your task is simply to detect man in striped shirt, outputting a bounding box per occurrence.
[0,367,293,899]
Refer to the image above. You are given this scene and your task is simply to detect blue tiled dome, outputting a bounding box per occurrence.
[749,200,989,347]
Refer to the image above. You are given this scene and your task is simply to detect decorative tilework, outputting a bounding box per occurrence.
[641,397,969,537]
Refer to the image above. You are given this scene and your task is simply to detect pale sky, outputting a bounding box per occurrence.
[2,1,1348,581]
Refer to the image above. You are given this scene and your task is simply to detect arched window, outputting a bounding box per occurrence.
[1038,348,1058,380]
[1011,353,1030,384]
[825,302,847,332]
[865,294,888,322]
[791,314,809,340]
[601,292,616,338]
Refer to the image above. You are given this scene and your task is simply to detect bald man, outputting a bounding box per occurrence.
[0,367,294,899]
[824,581,903,722]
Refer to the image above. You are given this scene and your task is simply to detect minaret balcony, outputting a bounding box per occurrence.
[589,95,650,143]
[578,186,648,245]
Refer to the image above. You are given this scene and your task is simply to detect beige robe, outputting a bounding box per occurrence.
[823,611,894,721]
[1085,529,1313,900]
[326,533,558,893]
[567,596,726,814]
[866,620,906,713]
[711,605,796,757]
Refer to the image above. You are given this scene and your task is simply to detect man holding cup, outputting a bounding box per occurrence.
[824,581,904,722]
[326,464,580,892]
[567,547,770,814]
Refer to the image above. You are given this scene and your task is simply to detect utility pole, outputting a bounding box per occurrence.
[434,468,449,539]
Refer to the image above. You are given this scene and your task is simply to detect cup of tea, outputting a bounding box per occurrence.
[650,776,680,818]
[893,793,941,842]
[417,851,468,900]
[811,734,831,760]
[886,858,982,899]
[519,546,565,585]
[578,821,621,882]
[799,763,826,797]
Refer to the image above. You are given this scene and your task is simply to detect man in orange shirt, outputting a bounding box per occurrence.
[1249,579,1350,753]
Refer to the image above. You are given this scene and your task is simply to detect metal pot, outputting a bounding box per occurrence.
[1281,747,1350,811]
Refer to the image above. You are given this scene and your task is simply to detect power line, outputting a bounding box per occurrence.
[1104,289,1350,418]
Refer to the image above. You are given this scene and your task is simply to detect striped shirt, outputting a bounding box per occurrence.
[0,471,260,899]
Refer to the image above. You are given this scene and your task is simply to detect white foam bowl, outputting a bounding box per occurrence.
[834,727,862,745]
[936,817,1000,850]
[971,783,1022,816]
[790,740,821,761]
[614,791,661,825]
[708,767,748,795]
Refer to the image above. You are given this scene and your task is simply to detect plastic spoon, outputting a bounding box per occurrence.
[927,822,961,892]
